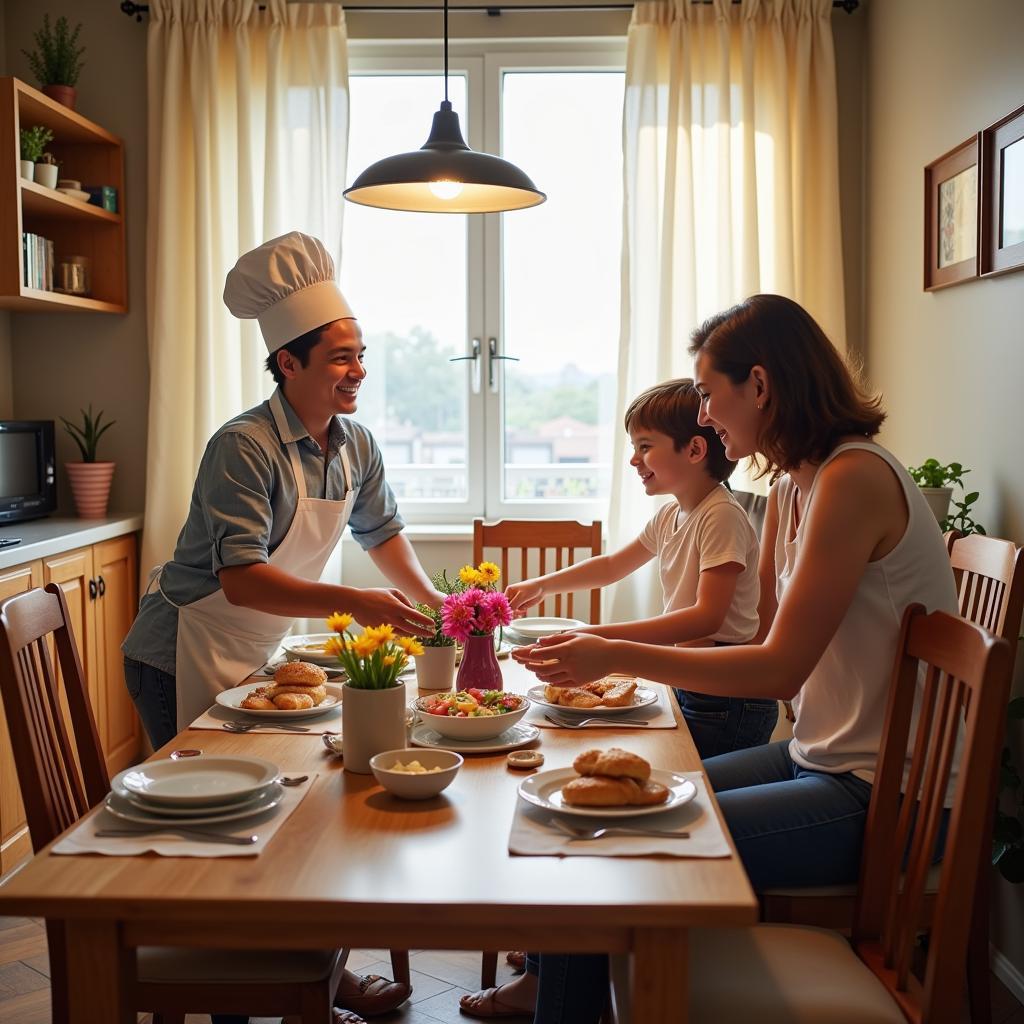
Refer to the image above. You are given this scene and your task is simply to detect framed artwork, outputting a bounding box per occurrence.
[980,101,1024,277]
[924,136,979,290]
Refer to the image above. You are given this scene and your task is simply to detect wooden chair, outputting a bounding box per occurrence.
[0,583,348,1024]
[685,604,1013,1023]
[759,533,1024,1023]
[473,518,603,624]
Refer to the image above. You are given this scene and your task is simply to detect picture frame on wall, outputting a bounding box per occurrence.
[980,101,1024,277]
[924,136,979,291]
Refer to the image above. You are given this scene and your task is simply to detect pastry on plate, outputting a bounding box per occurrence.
[573,747,651,781]
[273,691,315,711]
[240,688,276,711]
[274,661,328,686]
[562,775,642,806]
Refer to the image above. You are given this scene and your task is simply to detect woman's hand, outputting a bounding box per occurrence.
[512,632,614,686]
[505,579,546,615]
[348,588,436,638]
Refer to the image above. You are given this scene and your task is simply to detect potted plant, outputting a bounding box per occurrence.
[22,14,86,110]
[325,613,424,774]
[33,152,59,190]
[414,602,457,691]
[19,125,52,180]
[61,405,116,519]
[908,458,970,526]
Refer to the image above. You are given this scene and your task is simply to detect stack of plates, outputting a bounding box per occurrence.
[104,755,283,825]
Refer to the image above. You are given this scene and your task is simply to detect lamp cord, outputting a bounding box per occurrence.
[443,0,449,103]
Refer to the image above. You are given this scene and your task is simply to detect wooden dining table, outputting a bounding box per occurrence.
[0,660,756,1023]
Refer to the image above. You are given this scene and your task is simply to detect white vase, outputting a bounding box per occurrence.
[920,486,953,526]
[342,681,408,774]
[20,160,34,180]
[415,645,457,691]
[33,163,58,189]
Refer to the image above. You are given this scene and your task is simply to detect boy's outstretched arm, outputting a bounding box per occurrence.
[505,538,653,614]
[576,562,743,644]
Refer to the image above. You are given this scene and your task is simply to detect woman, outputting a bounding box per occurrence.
[460,294,957,1023]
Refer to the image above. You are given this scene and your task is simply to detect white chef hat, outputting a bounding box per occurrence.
[223,231,355,353]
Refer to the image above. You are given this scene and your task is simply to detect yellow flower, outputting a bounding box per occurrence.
[477,561,501,584]
[326,611,353,634]
[382,654,397,667]
[364,624,395,644]
[351,635,380,659]
[460,565,483,585]
[395,637,425,657]
[324,636,346,657]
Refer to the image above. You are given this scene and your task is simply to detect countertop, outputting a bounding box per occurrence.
[0,514,144,571]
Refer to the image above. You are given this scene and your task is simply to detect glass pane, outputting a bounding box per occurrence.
[501,71,624,503]
[1001,138,1024,249]
[340,75,469,503]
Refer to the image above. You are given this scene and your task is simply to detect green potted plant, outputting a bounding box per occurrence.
[18,124,52,180]
[908,458,970,526]
[414,602,457,691]
[21,14,86,110]
[33,151,59,190]
[60,405,116,519]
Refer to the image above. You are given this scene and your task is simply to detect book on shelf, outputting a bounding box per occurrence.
[21,232,54,291]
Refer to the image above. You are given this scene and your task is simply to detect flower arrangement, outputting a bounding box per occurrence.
[441,563,512,644]
[324,612,423,690]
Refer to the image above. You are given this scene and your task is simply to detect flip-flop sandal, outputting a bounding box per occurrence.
[505,951,527,973]
[336,973,412,1016]
[459,985,534,1019]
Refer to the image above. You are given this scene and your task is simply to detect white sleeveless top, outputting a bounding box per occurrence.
[775,442,957,782]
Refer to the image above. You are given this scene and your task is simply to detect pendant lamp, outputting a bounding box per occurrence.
[343,0,546,214]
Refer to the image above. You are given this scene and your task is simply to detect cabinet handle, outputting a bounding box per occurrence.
[97,575,106,597]
[88,578,97,600]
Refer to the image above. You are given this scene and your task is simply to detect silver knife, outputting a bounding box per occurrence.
[95,827,258,846]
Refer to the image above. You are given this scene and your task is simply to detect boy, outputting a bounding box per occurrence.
[506,377,777,758]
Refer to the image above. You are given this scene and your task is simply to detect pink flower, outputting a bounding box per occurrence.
[477,590,512,633]
[441,590,476,644]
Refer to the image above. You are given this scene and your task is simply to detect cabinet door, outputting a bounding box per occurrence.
[94,535,140,773]
[0,561,43,876]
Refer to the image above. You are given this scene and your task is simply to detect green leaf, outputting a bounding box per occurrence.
[964,491,979,504]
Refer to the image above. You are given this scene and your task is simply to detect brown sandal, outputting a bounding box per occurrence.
[459,985,534,1019]
[335,971,412,1017]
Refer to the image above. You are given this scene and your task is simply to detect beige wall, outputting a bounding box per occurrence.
[863,0,1024,982]
[3,0,149,513]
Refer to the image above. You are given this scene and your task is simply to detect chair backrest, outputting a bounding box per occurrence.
[945,530,1024,658]
[472,518,603,623]
[852,605,1012,1024]
[731,489,768,541]
[0,583,109,850]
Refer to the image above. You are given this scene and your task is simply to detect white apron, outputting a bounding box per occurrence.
[155,392,354,729]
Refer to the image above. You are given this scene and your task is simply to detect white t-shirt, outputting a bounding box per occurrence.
[637,485,760,644]
[776,442,958,782]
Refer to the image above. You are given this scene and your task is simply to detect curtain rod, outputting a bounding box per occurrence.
[120,0,860,20]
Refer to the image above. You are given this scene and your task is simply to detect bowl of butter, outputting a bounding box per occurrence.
[369,748,463,800]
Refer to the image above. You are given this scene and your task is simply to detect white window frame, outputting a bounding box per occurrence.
[346,40,625,525]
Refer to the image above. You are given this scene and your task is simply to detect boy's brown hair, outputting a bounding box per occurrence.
[623,377,736,484]
[688,294,885,483]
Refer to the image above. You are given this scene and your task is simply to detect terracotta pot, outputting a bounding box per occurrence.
[43,84,77,110]
[65,462,115,519]
[455,633,503,692]
[341,681,407,774]
[920,486,953,526]
[415,644,457,691]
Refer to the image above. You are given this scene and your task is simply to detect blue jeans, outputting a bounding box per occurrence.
[674,690,779,760]
[124,656,178,751]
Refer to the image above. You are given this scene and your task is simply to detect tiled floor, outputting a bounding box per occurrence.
[2,914,1023,1024]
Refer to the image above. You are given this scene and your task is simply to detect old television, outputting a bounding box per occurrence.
[0,421,57,523]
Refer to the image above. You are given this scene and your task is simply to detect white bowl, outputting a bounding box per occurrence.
[370,748,462,800]
[281,633,341,667]
[412,692,531,741]
[508,616,585,640]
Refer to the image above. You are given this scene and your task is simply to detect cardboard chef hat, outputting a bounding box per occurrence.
[223,231,355,353]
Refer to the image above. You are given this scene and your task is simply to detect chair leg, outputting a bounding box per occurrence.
[481,951,499,988]
[966,865,992,1024]
[45,921,69,1024]
[390,949,411,988]
[300,977,335,1023]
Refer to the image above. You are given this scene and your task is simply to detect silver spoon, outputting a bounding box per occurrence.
[276,775,309,787]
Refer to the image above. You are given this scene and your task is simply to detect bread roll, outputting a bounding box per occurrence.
[561,775,642,806]
[273,692,315,710]
[266,682,327,705]
[274,661,328,686]
[573,747,650,781]
[559,688,603,709]
[240,691,276,711]
[632,779,670,805]
[599,679,638,707]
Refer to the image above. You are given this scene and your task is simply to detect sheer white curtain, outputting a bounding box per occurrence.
[606,0,846,622]
[142,0,349,583]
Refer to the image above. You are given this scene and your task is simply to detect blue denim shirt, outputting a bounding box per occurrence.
[123,388,404,674]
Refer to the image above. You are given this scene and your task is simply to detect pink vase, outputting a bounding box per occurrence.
[455,633,503,692]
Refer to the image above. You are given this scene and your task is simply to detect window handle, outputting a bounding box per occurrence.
[488,336,519,393]
[449,336,482,394]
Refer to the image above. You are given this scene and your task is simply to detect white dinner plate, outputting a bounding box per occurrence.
[113,756,279,807]
[217,681,343,719]
[104,784,283,825]
[518,767,697,819]
[281,633,343,667]
[526,681,659,716]
[410,721,540,754]
[508,617,586,640]
[118,785,278,817]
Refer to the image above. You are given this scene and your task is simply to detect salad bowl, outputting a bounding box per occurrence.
[412,688,531,741]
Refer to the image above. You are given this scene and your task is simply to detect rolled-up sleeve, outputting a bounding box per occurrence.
[346,427,405,550]
[199,431,278,573]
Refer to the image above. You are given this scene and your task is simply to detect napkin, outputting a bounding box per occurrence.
[52,774,318,858]
[527,682,678,729]
[190,702,342,735]
[508,772,728,858]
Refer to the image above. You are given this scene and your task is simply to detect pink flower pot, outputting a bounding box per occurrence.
[455,633,503,692]
[65,462,115,519]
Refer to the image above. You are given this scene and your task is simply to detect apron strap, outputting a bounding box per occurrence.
[339,440,354,497]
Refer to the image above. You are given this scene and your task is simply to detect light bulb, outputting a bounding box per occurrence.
[428,179,464,200]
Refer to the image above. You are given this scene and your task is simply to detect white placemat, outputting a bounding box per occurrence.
[508,772,728,858]
[189,702,342,735]
[526,682,678,730]
[52,773,318,858]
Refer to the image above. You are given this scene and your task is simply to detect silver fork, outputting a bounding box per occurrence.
[222,721,311,733]
[543,712,649,729]
[547,817,688,841]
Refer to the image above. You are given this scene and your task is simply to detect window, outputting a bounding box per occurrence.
[340,44,625,522]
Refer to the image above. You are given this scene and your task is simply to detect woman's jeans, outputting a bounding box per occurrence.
[124,656,178,750]
[674,690,779,760]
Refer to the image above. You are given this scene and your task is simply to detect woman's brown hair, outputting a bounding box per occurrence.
[689,294,885,483]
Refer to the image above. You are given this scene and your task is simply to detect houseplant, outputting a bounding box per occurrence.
[19,125,52,180]
[325,613,423,774]
[908,458,969,526]
[442,562,512,692]
[61,405,116,519]
[21,14,86,110]
[414,602,457,690]
[33,151,59,190]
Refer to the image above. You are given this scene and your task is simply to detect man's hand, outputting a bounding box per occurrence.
[348,588,436,638]
[505,579,545,615]
[511,631,612,686]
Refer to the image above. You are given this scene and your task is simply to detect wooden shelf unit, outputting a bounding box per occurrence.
[0,77,126,313]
